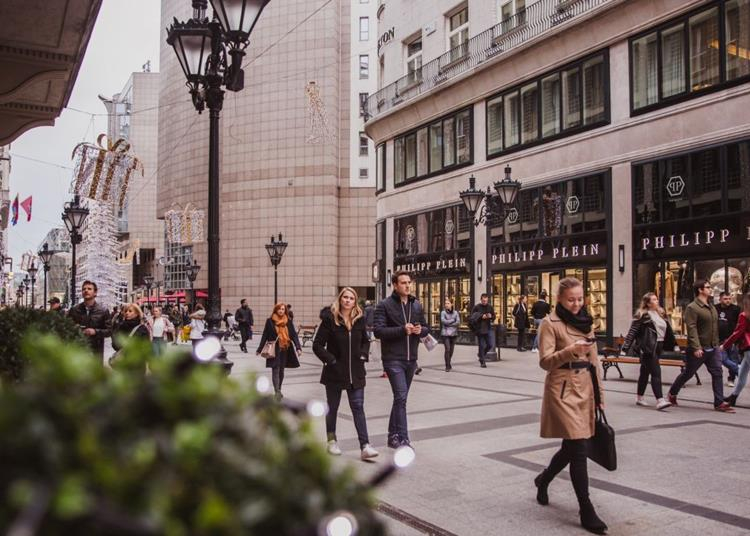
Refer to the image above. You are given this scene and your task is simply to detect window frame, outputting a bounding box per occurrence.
[448,6,469,58]
[359,16,369,41]
[358,92,368,117]
[359,54,369,79]
[405,35,423,83]
[359,167,369,180]
[376,143,386,194]
[485,49,610,160]
[629,0,750,116]
[359,131,369,156]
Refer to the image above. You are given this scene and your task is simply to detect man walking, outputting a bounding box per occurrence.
[513,294,530,352]
[374,270,428,449]
[470,293,496,368]
[531,291,551,352]
[48,296,63,313]
[717,291,741,387]
[68,280,112,364]
[235,299,254,353]
[668,280,735,412]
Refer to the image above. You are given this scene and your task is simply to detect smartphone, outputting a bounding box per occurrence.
[584,337,597,343]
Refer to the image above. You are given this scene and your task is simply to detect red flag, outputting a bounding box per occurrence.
[20,196,32,222]
[11,195,18,225]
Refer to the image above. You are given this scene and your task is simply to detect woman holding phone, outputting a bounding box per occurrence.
[534,277,608,534]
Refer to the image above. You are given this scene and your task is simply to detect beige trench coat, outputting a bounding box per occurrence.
[538,312,605,440]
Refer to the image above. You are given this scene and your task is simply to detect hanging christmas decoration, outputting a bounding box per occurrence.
[20,252,37,271]
[77,198,124,308]
[71,134,143,210]
[305,81,335,144]
[164,203,205,245]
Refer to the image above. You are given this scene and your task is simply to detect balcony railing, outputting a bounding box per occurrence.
[365,0,611,121]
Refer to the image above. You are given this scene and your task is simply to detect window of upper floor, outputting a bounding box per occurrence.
[405,35,423,84]
[499,0,526,31]
[360,55,370,79]
[630,0,750,115]
[360,17,370,41]
[359,132,369,156]
[376,143,386,193]
[448,5,469,61]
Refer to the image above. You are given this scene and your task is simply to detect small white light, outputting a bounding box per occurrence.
[193,337,221,362]
[393,445,416,468]
[325,512,357,536]
[255,375,271,394]
[306,399,328,418]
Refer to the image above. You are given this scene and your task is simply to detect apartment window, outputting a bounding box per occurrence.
[393,107,473,186]
[359,92,368,117]
[359,168,369,180]
[360,17,369,41]
[448,6,469,61]
[359,132,369,156]
[630,0,750,114]
[406,36,423,84]
[359,54,369,79]
[376,143,385,193]
[486,50,609,158]
[500,0,526,29]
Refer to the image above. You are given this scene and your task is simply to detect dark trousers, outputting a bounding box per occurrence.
[272,365,285,393]
[443,336,456,368]
[477,332,494,363]
[383,360,417,441]
[325,385,369,448]
[239,323,251,348]
[669,348,724,406]
[544,438,590,505]
[638,342,664,398]
[517,328,526,351]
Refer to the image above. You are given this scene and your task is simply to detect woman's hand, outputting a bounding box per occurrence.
[597,403,605,410]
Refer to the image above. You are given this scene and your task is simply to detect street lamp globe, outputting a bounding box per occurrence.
[185,259,201,283]
[459,175,485,216]
[166,17,213,109]
[62,194,89,238]
[38,243,55,267]
[494,165,521,207]
[27,262,38,281]
[210,0,271,45]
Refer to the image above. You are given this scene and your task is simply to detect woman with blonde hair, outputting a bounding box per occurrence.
[621,292,676,410]
[112,303,151,351]
[534,277,607,534]
[313,287,378,460]
[256,303,302,399]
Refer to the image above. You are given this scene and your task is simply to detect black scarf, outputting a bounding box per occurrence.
[555,303,593,334]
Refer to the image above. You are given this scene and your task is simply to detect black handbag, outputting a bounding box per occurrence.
[587,365,617,471]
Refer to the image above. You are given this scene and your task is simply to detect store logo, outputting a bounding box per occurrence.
[666,176,685,198]
[566,196,580,214]
[405,225,416,244]
[445,219,455,235]
[506,207,519,224]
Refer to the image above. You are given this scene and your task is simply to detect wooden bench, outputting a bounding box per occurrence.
[299,324,318,347]
[599,336,701,384]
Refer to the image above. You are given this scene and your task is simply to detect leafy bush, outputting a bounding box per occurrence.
[0,336,384,535]
[0,307,88,382]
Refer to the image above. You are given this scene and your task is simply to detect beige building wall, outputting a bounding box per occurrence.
[158,0,376,326]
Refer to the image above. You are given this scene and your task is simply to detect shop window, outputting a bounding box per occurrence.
[726,140,750,212]
[587,268,607,334]
[658,155,690,222]
[726,0,750,81]
[634,162,660,225]
[729,257,750,299]
[690,148,722,217]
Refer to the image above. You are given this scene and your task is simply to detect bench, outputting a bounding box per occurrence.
[299,324,318,347]
[599,336,701,384]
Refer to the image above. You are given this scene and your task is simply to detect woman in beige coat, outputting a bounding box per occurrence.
[534,277,607,535]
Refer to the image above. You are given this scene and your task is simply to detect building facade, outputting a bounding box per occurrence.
[0,145,10,305]
[157,0,378,324]
[366,0,750,345]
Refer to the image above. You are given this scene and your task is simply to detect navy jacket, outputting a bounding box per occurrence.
[373,292,428,362]
[313,310,370,389]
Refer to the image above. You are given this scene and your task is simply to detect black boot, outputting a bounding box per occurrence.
[579,501,608,534]
[534,471,551,505]
[725,393,737,407]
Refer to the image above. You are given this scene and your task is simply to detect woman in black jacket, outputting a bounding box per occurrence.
[313,287,378,461]
[621,292,676,410]
[256,303,302,399]
[112,303,151,350]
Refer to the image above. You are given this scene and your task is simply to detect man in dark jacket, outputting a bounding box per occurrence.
[717,291,741,386]
[364,300,375,340]
[470,294,496,367]
[512,294,530,352]
[235,299,254,353]
[68,280,112,364]
[48,296,63,312]
[531,292,551,352]
[374,270,428,450]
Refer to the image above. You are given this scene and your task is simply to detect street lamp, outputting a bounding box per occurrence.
[16,284,24,308]
[27,262,38,309]
[22,275,30,307]
[143,275,154,306]
[265,233,287,305]
[38,243,57,310]
[62,194,89,305]
[185,259,201,311]
[167,0,269,349]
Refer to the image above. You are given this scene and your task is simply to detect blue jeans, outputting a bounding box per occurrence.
[732,350,750,397]
[476,331,495,362]
[719,346,740,380]
[152,337,166,356]
[325,385,369,449]
[383,360,417,441]
[532,318,544,350]
[670,348,724,407]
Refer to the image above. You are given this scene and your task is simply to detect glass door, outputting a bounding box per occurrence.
[587,268,607,334]
[429,281,441,328]
[491,273,504,327]
[505,274,521,329]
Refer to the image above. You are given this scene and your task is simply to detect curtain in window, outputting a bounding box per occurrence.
[405,134,417,179]
[394,138,405,185]
[689,8,720,90]
[521,82,539,143]
[504,91,520,147]
[661,24,686,98]
[562,67,581,129]
[487,96,503,154]
[726,0,750,80]
[444,118,455,166]
[583,55,605,124]
[417,128,428,176]
[541,74,560,137]
[429,122,442,171]
[632,33,658,109]
[456,111,471,163]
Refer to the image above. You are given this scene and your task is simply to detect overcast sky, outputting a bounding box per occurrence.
[7,0,161,267]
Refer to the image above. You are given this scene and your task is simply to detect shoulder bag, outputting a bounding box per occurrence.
[587,364,617,471]
[260,338,278,359]
[108,324,143,368]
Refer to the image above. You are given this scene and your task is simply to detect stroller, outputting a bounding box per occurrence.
[223,315,241,341]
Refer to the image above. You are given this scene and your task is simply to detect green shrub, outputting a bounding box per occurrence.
[0,308,88,382]
[0,336,385,535]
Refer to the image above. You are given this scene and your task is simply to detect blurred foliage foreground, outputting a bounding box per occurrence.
[0,330,385,536]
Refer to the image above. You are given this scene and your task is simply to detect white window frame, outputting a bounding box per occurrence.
[405,35,423,84]
[359,17,369,41]
[359,54,369,79]
[448,6,469,61]
[499,0,526,31]
[359,132,369,156]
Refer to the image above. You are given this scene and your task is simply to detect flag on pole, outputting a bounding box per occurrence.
[20,196,32,222]
[11,195,18,225]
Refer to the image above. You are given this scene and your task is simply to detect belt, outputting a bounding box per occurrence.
[559,361,590,370]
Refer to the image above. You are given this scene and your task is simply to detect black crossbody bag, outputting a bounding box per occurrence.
[587,365,617,471]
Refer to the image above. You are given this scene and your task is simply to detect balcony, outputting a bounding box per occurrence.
[365,0,612,121]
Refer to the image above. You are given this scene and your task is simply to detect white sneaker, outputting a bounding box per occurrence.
[327,440,342,456]
[656,398,672,411]
[360,444,379,461]
[531,348,538,353]
[728,379,736,388]
[636,398,651,407]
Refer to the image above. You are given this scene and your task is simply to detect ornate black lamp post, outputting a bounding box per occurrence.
[185,259,201,311]
[16,284,24,308]
[37,243,57,310]
[61,194,89,305]
[143,274,154,306]
[27,262,38,309]
[167,0,270,357]
[265,233,287,305]
[22,275,30,307]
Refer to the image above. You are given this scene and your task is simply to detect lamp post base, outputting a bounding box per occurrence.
[202,328,234,375]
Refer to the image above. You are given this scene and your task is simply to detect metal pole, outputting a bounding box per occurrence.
[206,91,223,334]
[43,266,48,310]
[30,278,35,309]
[70,237,77,306]
[274,264,278,305]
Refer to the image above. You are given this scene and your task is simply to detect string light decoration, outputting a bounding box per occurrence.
[20,252,37,272]
[304,81,335,144]
[71,134,143,210]
[77,199,123,308]
[164,203,205,245]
